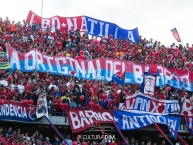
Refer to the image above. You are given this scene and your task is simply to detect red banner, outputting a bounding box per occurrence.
[26,10,84,32]
[65,109,114,133]
[169,68,193,83]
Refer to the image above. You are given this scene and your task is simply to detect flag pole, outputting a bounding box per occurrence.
[41,0,43,18]
[97,122,106,144]
[0,136,8,145]
[167,125,188,145]
[113,122,129,145]
[43,115,69,145]
[192,120,193,145]
[154,123,173,145]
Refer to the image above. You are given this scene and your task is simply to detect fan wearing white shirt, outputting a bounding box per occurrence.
[10,82,16,90]
[0,77,8,87]
[65,135,72,145]
[17,81,25,94]
[48,82,58,91]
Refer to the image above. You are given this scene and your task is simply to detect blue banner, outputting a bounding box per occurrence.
[0,100,37,123]
[85,16,140,42]
[112,72,125,86]
[114,110,181,139]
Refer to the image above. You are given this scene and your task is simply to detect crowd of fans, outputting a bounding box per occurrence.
[0,126,62,145]
[0,126,174,145]
[0,16,192,111]
[0,16,192,144]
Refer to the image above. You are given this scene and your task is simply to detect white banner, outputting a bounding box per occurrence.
[36,93,49,118]
[119,92,180,115]
[181,98,193,116]
[144,75,155,96]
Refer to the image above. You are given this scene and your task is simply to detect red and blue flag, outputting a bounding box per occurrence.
[112,72,125,86]
[171,28,181,42]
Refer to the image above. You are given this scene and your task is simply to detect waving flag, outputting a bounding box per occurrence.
[171,28,181,42]
[112,72,125,86]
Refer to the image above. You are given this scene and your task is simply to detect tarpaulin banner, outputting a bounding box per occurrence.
[7,43,193,92]
[0,100,37,122]
[119,92,180,115]
[26,10,140,42]
[65,109,114,133]
[114,110,181,139]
